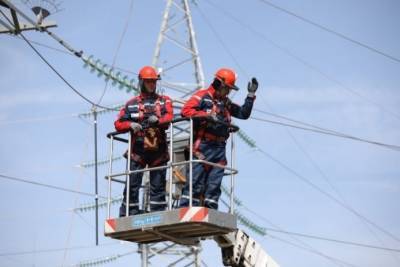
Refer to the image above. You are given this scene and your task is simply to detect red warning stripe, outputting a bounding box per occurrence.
[105,219,116,233]
[179,207,209,222]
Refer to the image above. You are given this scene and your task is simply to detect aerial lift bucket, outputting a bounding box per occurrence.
[104,117,239,245]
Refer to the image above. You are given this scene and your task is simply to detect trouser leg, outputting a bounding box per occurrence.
[149,165,167,211]
[179,159,206,207]
[204,146,226,210]
[204,166,224,209]
[120,160,143,217]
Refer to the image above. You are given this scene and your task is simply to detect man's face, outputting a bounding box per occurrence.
[216,84,231,98]
[143,79,157,93]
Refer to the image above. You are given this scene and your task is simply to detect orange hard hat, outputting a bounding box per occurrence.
[215,68,239,90]
[138,66,159,80]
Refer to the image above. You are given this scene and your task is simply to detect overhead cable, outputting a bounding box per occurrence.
[202,0,400,122]
[251,116,400,151]
[195,2,400,247]
[73,249,137,267]
[264,227,400,253]
[220,198,364,267]
[12,35,73,55]
[257,149,400,243]
[12,35,139,77]
[96,0,135,106]
[257,0,400,64]
[0,9,121,111]
[266,233,361,267]
[19,32,115,110]
[0,113,79,125]
[190,3,400,246]
[0,174,106,199]
[254,101,400,265]
[193,3,250,79]
[0,242,119,257]
[246,202,400,253]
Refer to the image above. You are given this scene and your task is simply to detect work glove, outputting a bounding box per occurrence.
[247,77,258,98]
[130,122,142,133]
[147,115,159,125]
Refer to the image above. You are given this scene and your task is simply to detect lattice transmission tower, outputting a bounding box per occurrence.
[153,0,205,98]
[138,1,207,266]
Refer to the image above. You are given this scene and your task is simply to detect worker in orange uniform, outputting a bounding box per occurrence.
[115,66,173,216]
[179,68,258,209]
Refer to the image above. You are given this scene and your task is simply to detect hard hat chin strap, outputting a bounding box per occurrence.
[212,78,223,90]
[138,79,145,92]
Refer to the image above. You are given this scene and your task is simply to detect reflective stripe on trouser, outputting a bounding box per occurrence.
[120,160,167,216]
[179,194,201,207]
[179,141,226,210]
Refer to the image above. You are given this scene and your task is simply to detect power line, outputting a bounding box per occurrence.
[263,227,400,253]
[73,249,137,267]
[254,108,348,135]
[12,35,74,55]
[191,14,399,153]
[18,33,115,110]
[0,113,79,125]
[225,190,400,257]
[197,1,400,252]
[96,0,135,106]
[257,149,400,244]
[191,3,400,248]
[0,174,105,199]
[11,35,138,76]
[224,191,394,265]
[254,105,400,264]
[202,0,400,122]
[255,101,400,265]
[266,233,360,267]
[0,9,116,111]
[243,203,400,253]
[193,3,250,79]
[256,101,348,202]
[257,0,400,64]
[195,2,399,152]
[251,116,400,151]
[0,242,119,257]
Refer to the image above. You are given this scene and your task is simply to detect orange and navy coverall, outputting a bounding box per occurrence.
[115,92,173,216]
[179,85,255,209]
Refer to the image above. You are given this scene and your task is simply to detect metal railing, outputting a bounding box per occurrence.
[105,116,239,219]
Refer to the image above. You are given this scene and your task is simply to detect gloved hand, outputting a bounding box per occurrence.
[147,115,159,125]
[130,122,142,133]
[247,77,258,98]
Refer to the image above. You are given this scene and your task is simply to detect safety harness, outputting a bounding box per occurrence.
[125,94,169,167]
[192,93,231,166]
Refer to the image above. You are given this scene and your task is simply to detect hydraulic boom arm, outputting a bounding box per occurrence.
[214,229,280,267]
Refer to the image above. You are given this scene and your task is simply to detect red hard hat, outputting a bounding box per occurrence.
[138,66,159,80]
[215,68,239,90]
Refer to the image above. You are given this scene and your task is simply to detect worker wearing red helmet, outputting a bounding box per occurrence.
[179,68,258,209]
[115,66,173,216]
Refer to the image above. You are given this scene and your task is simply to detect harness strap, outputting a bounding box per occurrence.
[193,127,205,153]
[155,98,162,117]
[202,132,227,142]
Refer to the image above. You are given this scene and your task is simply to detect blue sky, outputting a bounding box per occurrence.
[0,0,399,266]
